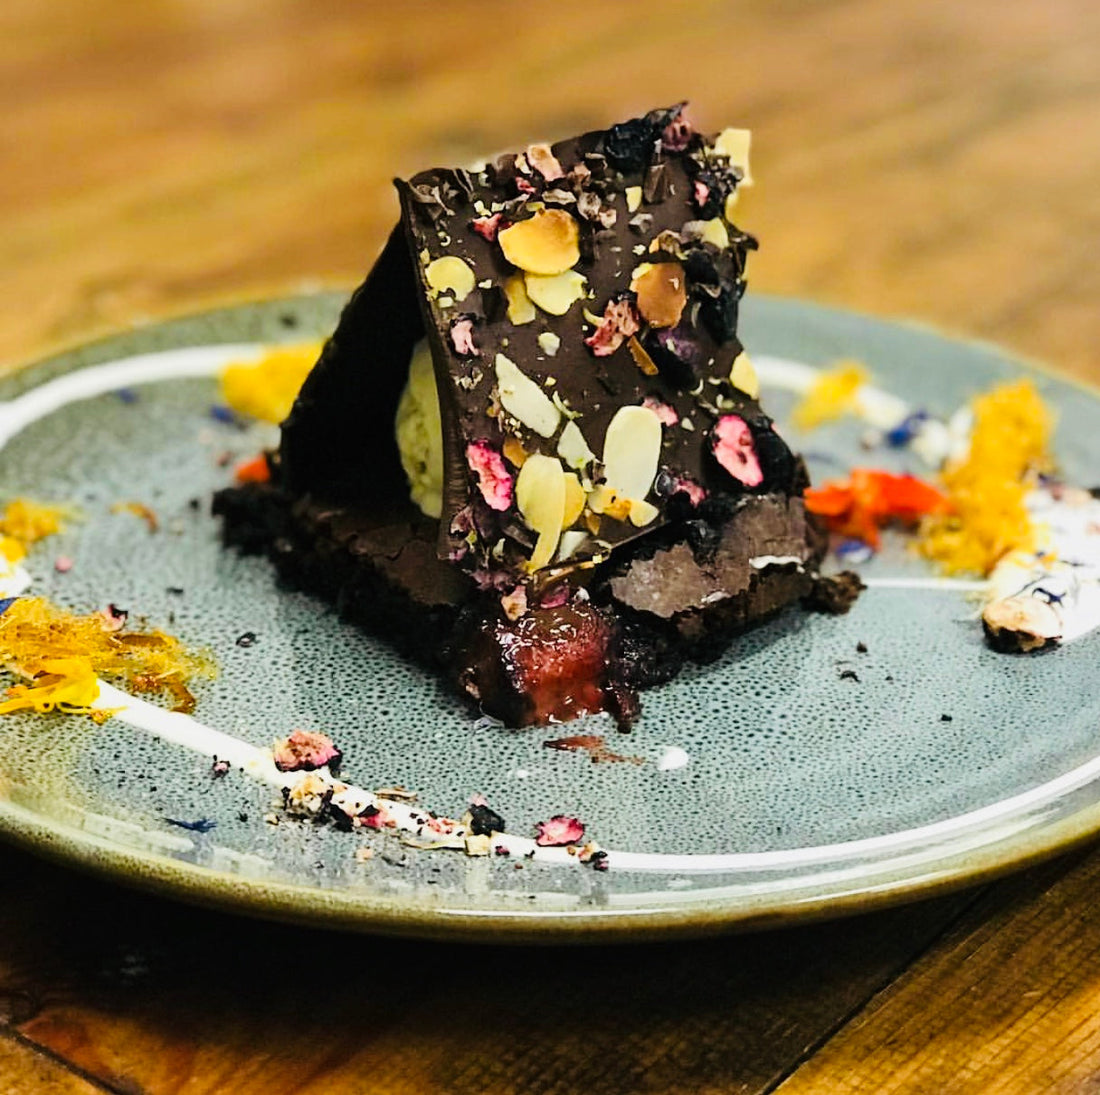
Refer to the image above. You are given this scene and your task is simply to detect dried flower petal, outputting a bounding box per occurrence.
[449,315,479,357]
[273,729,342,773]
[470,213,503,242]
[535,814,585,847]
[711,414,763,487]
[584,296,640,357]
[466,440,514,511]
[642,396,678,427]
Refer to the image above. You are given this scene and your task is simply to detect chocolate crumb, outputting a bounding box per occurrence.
[235,631,258,648]
[839,669,860,682]
[940,713,953,722]
[804,571,865,615]
[856,641,868,654]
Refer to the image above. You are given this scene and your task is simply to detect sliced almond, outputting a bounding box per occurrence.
[425,256,476,302]
[562,472,586,528]
[557,419,596,470]
[701,218,730,249]
[632,262,687,329]
[625,186,642,212]
[724,191,739,221]
[538,331,561,356]
[495,353,560,438]
[524,269,587,316]
[602,405,663,500]
[627,499,660,527]
[504,274,536,325]
[556,529,589,562]
[498,209,580,275]
[515,454,566,571]
[712,128,753,186]
[730,351,760,399]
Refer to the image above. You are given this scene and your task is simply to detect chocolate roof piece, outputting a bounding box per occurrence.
[281,104,792,589]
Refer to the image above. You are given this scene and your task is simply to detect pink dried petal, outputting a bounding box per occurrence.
[466,440,514,511]
[471,214,502,242]
[99,603,128,632]
[661,114,694,152]
[501,584,528,621]
[712,415,763,487]
[535,814,586,847]
[516,176,537,196]
[526,143,564,181]
[426,814,457,835]
[693,180,710,208]
[584,297,640,358]
[273,729,343,773]
[358,803,392,830]
[672,475,707,507]
[642,396,679,427]
[54,555,74,573]
[450,316,478,357]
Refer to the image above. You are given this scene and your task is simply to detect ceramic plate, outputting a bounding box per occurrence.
[1,295,1097,942]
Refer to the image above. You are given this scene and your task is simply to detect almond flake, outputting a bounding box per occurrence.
[504,274,536,325]
[562,472,585,527]
[498,209,580,275]
[602,405,662,500]
[730,351,760,399]
[495,354,560,438]
[537,331,561,356]
[524,269,587,316]
[625,186,642,212]
[557,420,596,470]
[712,127,753,186]
[556,529,589,562]
[701,218,730,249]
[627,499,660,527]
[425,256,476,302]
[515,454,566,571]
[724,191,740,221]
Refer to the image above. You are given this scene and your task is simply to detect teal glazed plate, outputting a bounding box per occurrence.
[0,295,1098,942]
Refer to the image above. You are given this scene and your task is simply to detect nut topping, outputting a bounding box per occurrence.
[498,209,581,275]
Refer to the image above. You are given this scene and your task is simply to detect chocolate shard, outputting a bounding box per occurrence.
[279,105,771,587]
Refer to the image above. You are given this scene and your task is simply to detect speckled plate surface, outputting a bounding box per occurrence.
[1,295,1098,943]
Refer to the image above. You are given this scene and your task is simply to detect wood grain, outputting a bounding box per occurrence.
[0,844,977,1095]
[1,0,1098,383]
[0,1032,106,1095]
[775,847,1100,1094]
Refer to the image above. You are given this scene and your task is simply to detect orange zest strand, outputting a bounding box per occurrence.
[917,379,1053,576]
[0,597,214,719]
[220,342,321,424]
[805,469,951,550]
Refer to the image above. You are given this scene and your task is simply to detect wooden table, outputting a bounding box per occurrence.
[2,1,1098,1091]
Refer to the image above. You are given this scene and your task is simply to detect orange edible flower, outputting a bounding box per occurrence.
[805,469,951,549]
[234,453,271,484]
